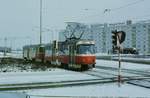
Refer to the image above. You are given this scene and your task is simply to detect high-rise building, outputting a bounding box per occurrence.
[59,20,150,54]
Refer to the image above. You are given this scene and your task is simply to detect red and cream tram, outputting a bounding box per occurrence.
[23,38,96,71]
[58,38,95,70]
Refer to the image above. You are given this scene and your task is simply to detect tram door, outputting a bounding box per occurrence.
[27,48,30,59]
[52,40,58,62]
[69,45,75,65]
[37,46,45,62]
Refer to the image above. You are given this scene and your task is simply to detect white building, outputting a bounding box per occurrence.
[59,20,150,54]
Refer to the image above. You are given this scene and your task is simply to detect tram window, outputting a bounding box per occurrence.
[77,44,95,54]
[39,47,45,52]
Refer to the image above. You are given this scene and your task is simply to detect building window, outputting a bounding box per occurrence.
[132,26,136,29]
[143,25,146,28]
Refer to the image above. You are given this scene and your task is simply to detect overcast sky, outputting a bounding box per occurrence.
[0,0,149,49]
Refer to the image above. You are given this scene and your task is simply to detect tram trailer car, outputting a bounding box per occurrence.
[23,44,45,62]
[44,43,59,65]
[23,39,96,71]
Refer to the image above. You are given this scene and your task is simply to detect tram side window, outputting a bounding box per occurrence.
[39,47,45,52]
[64,46,69,54]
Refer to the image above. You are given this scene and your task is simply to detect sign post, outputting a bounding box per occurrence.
[112,30,126,85]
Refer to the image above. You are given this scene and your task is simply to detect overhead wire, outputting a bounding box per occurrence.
[109,0,150,21]
[127,13,150,21]
[73,0,146,22]
[110,0,145,12]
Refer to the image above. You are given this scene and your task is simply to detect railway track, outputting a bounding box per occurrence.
[84,68,150,80]
[92,66,150,89]
[127,79,150,89]
[83,69,117,78]
[1,76,150,91]
[1,62,150,91]
[1,69,150,91]
[83,66,143,79]
[96,66,150,77]
[0,78,122,91]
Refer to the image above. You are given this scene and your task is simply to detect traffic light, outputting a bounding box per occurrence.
[112,30,126,46]
[112,31,117,46]
[53,40,58,49]
[117,31,126,44]
[53,40,56,49]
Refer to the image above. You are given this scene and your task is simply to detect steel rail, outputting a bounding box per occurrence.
[1,76,150,91]
[96,66,150,77]
[94,65,150,88]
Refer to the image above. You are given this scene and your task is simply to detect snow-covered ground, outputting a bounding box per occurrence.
[119,56,150,60]
[11,52,23,58]
[96,59,150,71]
[96,53,150,64]
[0,63,54,73]
[0,60,150,85]
[0,52,22,58]
[11,83,150,98]
[0,68,98,85]
[92,67,141,78]
[95,53,132,56]
[1,60,149,85]
[0,52,11,58]
[113,57,150,63]
[0,59,150,97]
[0,92,28,98]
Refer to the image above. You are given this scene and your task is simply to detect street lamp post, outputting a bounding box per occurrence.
[4,37,7,56]
[40,0,42,45]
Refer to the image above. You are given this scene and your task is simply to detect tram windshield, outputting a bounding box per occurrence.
[77,44,95,54]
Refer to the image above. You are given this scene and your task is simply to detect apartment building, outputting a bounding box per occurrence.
[59,20,150,54]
